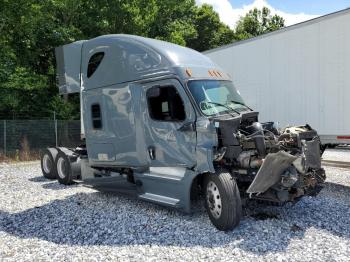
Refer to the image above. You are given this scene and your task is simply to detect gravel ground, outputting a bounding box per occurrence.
[0,150,350,261]
[323,146,350,162]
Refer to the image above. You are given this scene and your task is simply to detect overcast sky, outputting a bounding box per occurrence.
[195,0,350,28]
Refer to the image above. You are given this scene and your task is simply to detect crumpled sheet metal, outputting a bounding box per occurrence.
[303,138,321,169]
[292,157,305,174]
[246,151,297,194]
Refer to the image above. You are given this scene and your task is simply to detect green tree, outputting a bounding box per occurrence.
[0,0,238,119]
[0,0,80,119]
[188,4,235,51]
[235,7,285,40]
[148,0,197,46]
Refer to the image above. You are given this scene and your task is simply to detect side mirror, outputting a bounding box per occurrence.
[178,122,195,132]
[147,85,161,98]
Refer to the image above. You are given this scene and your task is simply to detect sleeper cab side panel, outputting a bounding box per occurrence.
[81,37,170,91]
[83,83,147,167]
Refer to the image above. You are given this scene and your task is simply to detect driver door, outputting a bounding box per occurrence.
[142,78,197,168]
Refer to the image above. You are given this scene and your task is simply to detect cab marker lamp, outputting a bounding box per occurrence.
[185,68,192,77]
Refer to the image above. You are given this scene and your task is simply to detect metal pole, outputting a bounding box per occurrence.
[54,112,58,147]
[4,120,6,156]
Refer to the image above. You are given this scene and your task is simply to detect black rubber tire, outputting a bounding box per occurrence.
[204,170,242,231]
[40,148,58,179]
[55,150,74,185]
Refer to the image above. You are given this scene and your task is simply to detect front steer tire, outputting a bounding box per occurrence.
[55,150,74,185]
[204,170,242,231]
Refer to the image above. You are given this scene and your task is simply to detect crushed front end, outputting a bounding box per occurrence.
[213,112,326,203]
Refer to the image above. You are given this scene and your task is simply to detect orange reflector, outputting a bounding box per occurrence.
[185,68,192,77]
[337,136,350,139]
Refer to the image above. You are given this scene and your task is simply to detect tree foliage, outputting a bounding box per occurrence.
[0,1,283,119]
[188,4,235,51]
[235,7,285,40]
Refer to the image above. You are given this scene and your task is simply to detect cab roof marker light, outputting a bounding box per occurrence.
[185,68,192,77]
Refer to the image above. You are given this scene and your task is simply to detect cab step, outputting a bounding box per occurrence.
[139,193,179,206]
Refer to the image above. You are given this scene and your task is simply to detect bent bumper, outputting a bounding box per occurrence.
[246,144,326,203]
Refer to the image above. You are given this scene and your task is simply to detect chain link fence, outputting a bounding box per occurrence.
[0,120,81,160]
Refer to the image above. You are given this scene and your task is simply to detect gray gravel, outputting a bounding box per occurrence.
[0,150,350,261]
[323,146,350,162]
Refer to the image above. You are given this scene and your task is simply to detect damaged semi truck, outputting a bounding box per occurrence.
[41,35,326,230]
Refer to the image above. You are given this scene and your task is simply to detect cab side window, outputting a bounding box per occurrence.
[147,86,186,121]
[91,104,102,129]
[87,52,104,78]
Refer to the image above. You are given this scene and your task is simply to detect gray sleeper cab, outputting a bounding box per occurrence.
[41,34,326,231]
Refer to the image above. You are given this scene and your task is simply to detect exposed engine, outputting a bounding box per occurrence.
[213,112,326,203]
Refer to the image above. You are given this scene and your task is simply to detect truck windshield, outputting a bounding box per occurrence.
[187,80,249,116]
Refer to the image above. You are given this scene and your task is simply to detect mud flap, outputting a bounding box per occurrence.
[247,151,297,194]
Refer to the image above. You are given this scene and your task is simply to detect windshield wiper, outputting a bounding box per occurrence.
[201,101,241,116]
[229,100,253,111]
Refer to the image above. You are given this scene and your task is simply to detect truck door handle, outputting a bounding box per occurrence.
[148,146,155,160]
[177,121,195,132]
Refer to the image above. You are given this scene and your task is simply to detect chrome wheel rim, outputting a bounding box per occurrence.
[43,154,52,174]
[206,181,222,219]
[57,157,67,179]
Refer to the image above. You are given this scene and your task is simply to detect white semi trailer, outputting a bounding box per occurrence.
[204,8,350,147]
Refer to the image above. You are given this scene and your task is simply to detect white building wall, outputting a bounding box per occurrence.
[205,10,350,138]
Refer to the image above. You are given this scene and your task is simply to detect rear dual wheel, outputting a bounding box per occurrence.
[204,170,242,231]
[40,148,74,185]
[41,148,58,179]
[55,151,74,185]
